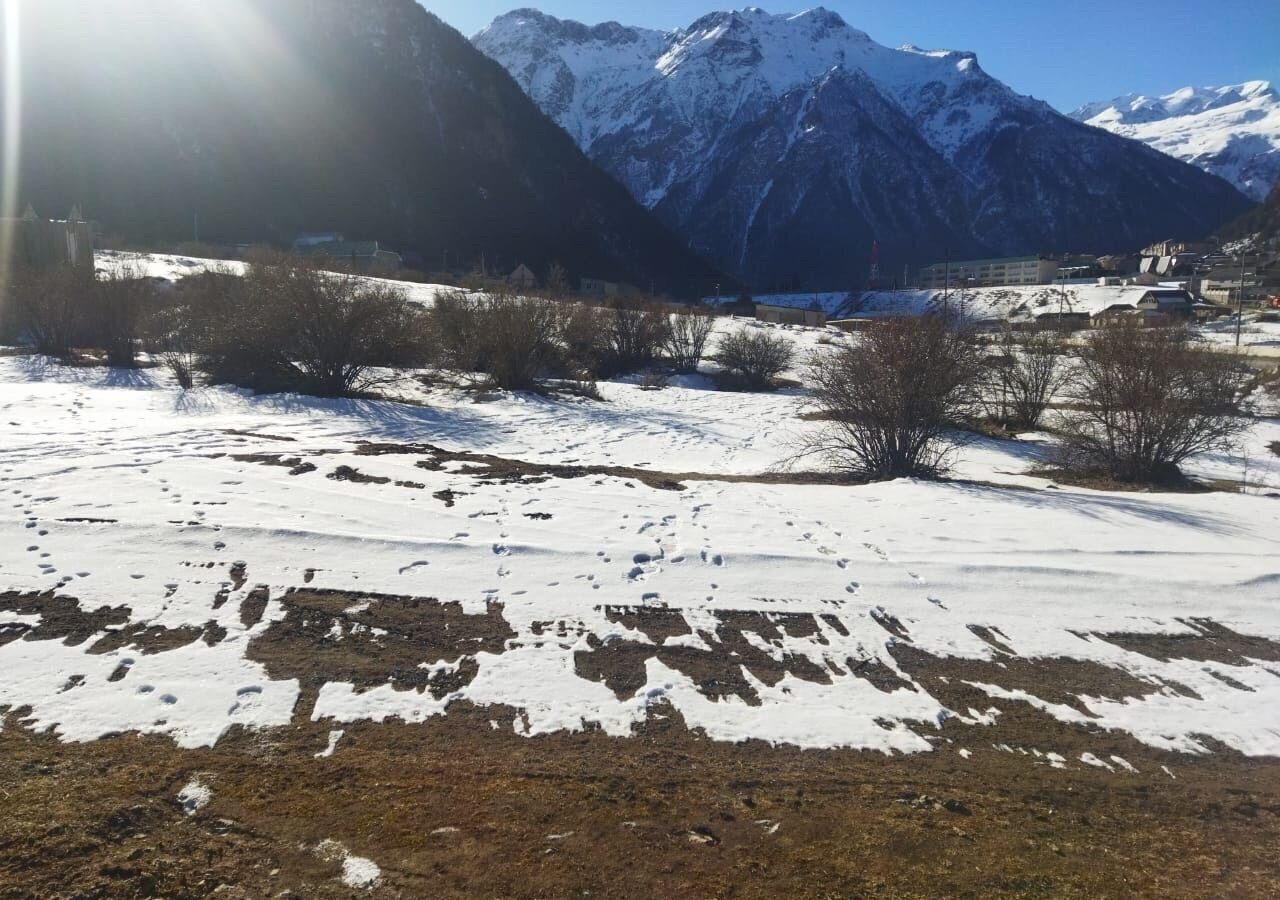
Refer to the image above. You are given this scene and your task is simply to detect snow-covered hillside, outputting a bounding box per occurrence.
[2,252,1279,757]
[1072,82,1280,201]
[474,7,1250,291]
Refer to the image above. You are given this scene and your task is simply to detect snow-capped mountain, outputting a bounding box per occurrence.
[475,7,1252,291]
[1071,82,1280,202]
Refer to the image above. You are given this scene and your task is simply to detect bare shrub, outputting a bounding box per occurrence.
[87,268,157,367]
[178,270,285,391]
[429,288,563,391]
[664,307,716,374]
[183,261,426,397]
[479,292,563,391]
[598,302,669,377]
[986,327,1068,430]
[557,302,609,379]
[143,286,197,388]
[799,317,985,479]
[1057,320,1253,484]
[430,289,490,375]
[275,269,426,397]
[715,328,796,390]
[6,266,93,357]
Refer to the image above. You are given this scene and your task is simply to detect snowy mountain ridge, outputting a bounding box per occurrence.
[1071,82,1280,201]
[475,7,1251,291]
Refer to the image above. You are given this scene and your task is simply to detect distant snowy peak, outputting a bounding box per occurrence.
[476,6,1012,152]
[1071,82,1280,200]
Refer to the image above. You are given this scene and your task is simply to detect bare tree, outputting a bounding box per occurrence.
[1058,320,1253,483]
[664,306,716,374]
[715,327,796,391]
[800,316,985,479]
[986,326,1068,430]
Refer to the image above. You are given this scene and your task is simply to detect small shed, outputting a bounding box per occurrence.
[508,264,538,290]
[755,304,827,327]
[1035,311,1091,332]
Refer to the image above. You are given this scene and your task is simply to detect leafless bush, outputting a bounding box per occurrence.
[273,268,426,396]
[5,265,93,357]
[664,307,716,374]
[985,327,1068,430]
[174,270,282,390]
[798,317,985,479]
[557,303,610,379]
[87,267,157,367]
[715,328,796,391]
[598,302,669,377]
[182,261,426,396]
[1057,320,1253,484]
[429,288,563,391]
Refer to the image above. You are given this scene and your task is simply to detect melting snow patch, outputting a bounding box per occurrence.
[316,840,381,890]
[1079,753,1115,772]
[177,779,211,816]
[1110,755,1139,774]
[315,729,344,759]
[341,855,382,890]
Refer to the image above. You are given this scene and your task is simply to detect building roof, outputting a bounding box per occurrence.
[296,240,388,259]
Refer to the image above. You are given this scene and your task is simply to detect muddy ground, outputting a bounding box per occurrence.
[1,591,1278,899]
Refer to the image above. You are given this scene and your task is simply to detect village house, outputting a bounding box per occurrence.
[293,237,402,273]
[0,208,93,273]
[508,264,538,290]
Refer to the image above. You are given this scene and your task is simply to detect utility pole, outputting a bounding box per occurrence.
[1236,250,1249,349]
[443,248,449,273]
[943,255,951,316]
[193,212,199,244]
[1059,264,1068,322]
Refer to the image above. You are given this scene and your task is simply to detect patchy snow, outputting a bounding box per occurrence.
[315,729,344,759]
[1,305,1279,757]
[341,855,382,890]
[177,778,212,815]
[316,840,381,890]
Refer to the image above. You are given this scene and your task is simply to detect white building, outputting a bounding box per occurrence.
[916,256,1059,289]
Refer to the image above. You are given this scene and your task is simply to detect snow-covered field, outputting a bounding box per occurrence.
[96,250,461,308]
[3,313,1279,759]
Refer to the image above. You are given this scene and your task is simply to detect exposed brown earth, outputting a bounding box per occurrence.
[2,589,1279,898]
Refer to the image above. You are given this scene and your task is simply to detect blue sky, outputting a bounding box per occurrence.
[423,0,1280,111]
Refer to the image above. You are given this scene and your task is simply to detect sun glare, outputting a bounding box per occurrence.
[0,0,21,300]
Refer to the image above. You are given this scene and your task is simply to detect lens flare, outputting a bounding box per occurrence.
[0,0,19,303]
